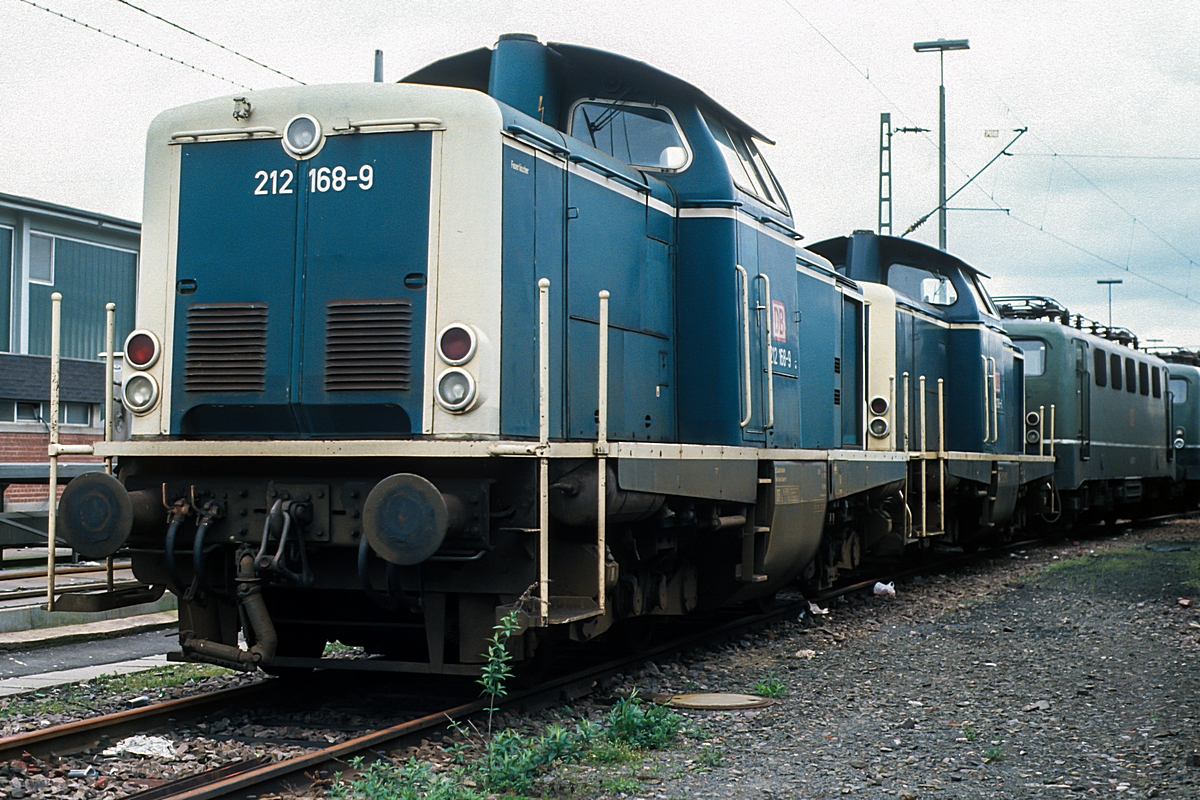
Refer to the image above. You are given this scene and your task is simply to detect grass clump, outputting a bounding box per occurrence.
[0,663,232,720]
[605,691,682,749]
[983,745,1004,762]
[962,723,979,742]
[1038,542,1200,595]
[752,672,786,698]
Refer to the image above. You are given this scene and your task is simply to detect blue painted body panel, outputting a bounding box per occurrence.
[172,133,430,436]
[813,232,1022,458]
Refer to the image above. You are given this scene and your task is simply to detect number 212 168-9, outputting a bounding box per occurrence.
[253,165,375,196]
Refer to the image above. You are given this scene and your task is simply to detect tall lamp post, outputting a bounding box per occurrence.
[1097,279,1123,327]
[914,38,969,251]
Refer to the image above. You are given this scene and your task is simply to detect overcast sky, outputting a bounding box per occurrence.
[4,0,1198,345]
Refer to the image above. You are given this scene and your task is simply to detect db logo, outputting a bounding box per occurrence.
[771,300,787,342]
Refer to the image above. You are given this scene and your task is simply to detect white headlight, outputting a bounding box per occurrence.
[1175,437,1186,450]
[283,114,321,157]
[435,368,476,413]
[868,417,890,438]
[123,372,159,414]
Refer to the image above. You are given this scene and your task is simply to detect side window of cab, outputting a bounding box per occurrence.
[701,111,789,213]
[568,101,691,171]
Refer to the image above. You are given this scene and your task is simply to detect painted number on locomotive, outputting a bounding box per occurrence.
[253,166,375,196]
[309,165,374,192]
[771,345,795,370]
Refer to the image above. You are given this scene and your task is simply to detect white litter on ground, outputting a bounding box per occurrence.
[101,735,178,760]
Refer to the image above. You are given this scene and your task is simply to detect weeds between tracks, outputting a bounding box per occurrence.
[329,607,684,800]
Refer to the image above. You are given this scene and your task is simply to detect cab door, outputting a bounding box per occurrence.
[1076,340,1091,460]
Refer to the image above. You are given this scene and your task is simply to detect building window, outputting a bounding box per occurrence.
[1094,348,1107,387]
[29,233,54,284]
[3,399,93,426]
[15,401,43,421]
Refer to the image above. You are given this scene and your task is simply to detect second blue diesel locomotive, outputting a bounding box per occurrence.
[60,35,1054,675]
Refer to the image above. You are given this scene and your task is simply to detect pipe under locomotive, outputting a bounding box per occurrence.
[58,35,1063,675]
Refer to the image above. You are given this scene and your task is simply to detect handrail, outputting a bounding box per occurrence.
[537,279,551,625]
[680,199,744,209]
[103,303,116,591]
[46,293,62,610]
[988,357,999,443]
[334,117,443,131]
[757,273,775,429]
[981,355,991,444]
[504,124,570,156]
[596,290,610,616]
[169,126,277,141]
[736,266,752,428]
[567,153,650,194]
[757,215,804,241]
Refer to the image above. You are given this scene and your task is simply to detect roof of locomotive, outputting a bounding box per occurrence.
[1002,318,1166,365]
[808,231,990,280]
[401,39,774,143]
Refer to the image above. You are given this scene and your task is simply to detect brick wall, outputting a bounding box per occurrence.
[1,431,103,508]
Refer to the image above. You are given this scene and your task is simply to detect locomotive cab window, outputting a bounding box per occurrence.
[1014,339,1046,376]
[967,273,999,316]
[886,263,957,307]
[1138,362,1150,396]
[1170,377,1189,403]
[1125,358,1136,394]
[569,101,690,171]
[1110,354,1122,391]
[702,111,788,211]
[1094,348,1107,387]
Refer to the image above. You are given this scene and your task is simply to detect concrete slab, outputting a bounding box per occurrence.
[0,611,177,651]
[0,654,169,697]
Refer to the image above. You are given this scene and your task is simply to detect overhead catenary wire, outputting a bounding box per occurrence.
[14,0,249,89]
[781,0,1200,311]
[110,0,305,85]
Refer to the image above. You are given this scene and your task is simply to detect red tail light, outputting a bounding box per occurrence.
[124,330,160,369]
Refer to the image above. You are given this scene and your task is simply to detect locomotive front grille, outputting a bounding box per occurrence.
[325,299,413,392]
[184,303,267,392]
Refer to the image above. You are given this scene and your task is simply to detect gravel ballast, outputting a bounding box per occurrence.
[546,520,1200,798]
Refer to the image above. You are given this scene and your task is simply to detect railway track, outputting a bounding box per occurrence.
[2,515,1188,798]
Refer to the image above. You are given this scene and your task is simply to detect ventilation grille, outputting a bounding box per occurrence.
[833,357,842,374]
[185,304,267,393]
[325,299,413,392]
[833,389,841,405]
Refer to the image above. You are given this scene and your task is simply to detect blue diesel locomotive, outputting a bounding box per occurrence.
[60,36,1052,675]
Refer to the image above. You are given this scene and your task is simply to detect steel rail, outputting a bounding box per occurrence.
[0,681,274,762]
[0,561,132,582]
[0,579,144,601]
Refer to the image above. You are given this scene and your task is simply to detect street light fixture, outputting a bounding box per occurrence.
[1097,279,1123,327]
[913,38,970,251]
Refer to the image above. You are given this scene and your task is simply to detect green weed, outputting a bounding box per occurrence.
[606,691,683,749]
[602,776,643,793]
[752,672,786,698]
[983,746,1004,762]
[962,723,979,742]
